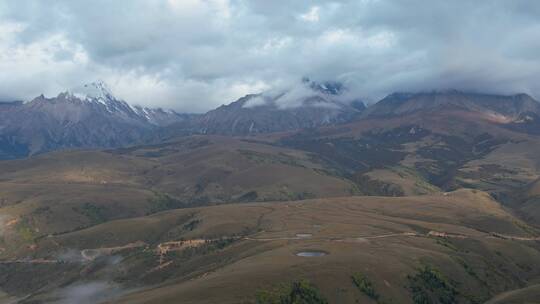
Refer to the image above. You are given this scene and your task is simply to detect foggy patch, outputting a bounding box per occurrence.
[55,249,85,263]
[242,95,268,108]
[54,248,124,266]
[242,80,349,110]
[274,85,318,109]
[51,281,131,304]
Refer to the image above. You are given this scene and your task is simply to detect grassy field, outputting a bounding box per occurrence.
[486,283,540,304]
[2,189,539,303]
[0,135,359,256]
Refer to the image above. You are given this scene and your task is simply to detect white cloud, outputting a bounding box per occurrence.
[1,1,540,111]
[274,84,318,109]
[243,96,267,108]
[0,21,91,101]
[299,6,320,22]
[53,281,131,304]
[251,36,293,55]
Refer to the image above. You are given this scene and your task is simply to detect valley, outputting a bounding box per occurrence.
[2,191,540,303]
[2,91,540,303]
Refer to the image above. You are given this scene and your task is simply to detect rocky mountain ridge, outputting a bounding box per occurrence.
[2,80,540,160]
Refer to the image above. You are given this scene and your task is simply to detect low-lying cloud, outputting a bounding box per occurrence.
[47,250,130,303]
[52,281,130,304]
[1,1,540,112]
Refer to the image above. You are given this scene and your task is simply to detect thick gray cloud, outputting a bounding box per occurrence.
[0,0,539,112]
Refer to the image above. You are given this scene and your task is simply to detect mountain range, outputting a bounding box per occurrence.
[3,81,540,303]
[5,79,540,161]
[0,81,193,159]
[0,79,366,159]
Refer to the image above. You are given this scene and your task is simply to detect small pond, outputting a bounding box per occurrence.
[296,250,328,257]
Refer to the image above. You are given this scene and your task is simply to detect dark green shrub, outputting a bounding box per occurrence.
[255,280,328,304]
[74,202,107,224]
[352,272,379,300]
[147,192,185,214]
[182,219,201,231]
[407,265,458,304]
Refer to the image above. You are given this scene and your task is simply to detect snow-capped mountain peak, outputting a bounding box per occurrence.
[67,80,116,104]
[33,80,188,126]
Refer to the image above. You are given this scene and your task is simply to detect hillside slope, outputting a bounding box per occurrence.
[280,91,540,201]
[1,190,539,303]
[0,135,357,253]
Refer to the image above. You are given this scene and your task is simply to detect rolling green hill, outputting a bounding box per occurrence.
[2,190,540,303]
[0,135,360,256]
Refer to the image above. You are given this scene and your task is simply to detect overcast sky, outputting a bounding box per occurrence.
[1,0,540,112]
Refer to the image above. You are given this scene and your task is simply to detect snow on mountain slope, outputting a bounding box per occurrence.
[0,81,190,158]
[51,80,187,126]
[69,80,115,103]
